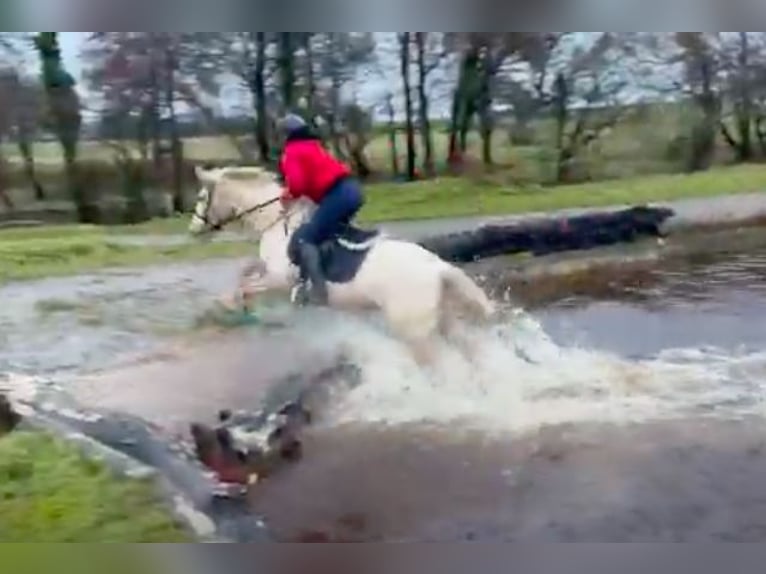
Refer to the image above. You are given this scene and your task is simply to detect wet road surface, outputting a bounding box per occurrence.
[249,418,766,542]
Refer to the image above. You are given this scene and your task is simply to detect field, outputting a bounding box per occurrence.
[0,101,722,214]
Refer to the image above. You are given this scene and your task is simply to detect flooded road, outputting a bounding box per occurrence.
[248,243,766,542]
[538,248,766,357]
[2,234,766,541]
[0,258,248,377]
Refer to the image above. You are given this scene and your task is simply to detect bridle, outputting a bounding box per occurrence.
[195,192,282,233]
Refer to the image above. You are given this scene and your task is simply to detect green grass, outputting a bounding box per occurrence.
[359,163,766,222]
[83,163,766,233]
[0,229,253,283]
[2,163,764,282]
[0,431,190,542]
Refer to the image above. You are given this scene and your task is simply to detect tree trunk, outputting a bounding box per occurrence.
[553,72,571,182]
[720,33,755,162]
[458,48,480,155]
[385,93,400,176]
[17,137,45,200]
[164,46,184,213]
[688,58,718,172]
[148,51,162,173]
[35,33,98,223]
[756,115,766,156]
[277,33,296,110]
[399,33,416,181]
[137,106,151,162]
[328,78,345,158]
[0,149,12,210]
[252,32,270,164]
[478,56,494,166]
[448,90,460,165]
[303,34,317,121]
[736,32,753,161]
[415,33,434,176]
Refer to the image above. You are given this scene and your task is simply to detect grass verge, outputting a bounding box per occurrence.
[360,163,766,222]
[0,431,190,542]
[1,163,764,281]
[0,230,253,283]
[94,163,766,235]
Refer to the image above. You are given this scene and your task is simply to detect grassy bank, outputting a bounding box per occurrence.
[2,163,764,282]
[107,163,766,235]
[0,227,252,283]
[0,431,190,542]
[360,163,766,222]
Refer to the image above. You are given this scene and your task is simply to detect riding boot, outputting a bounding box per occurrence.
[298,242,328,305]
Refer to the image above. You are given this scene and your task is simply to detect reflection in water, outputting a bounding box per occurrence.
[537,249,766,356]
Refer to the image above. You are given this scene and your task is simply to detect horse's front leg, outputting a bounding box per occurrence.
[227,256,264,311]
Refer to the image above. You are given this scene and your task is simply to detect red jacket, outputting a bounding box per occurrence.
[279,138,351,203]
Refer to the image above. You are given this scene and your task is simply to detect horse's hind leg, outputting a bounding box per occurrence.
[384,300,441,368]
[440,308,481,364]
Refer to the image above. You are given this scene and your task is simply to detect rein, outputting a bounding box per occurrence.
[203,196,282,232]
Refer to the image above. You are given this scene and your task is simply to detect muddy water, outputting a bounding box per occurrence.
[0,259,248,377]
[3,239,766,541]
[536,249,766,358]
[247,246,766,542]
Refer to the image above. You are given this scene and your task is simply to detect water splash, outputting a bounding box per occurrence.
[304,308,766,434]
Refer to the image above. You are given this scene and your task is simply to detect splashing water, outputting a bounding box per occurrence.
[299,307,766,434]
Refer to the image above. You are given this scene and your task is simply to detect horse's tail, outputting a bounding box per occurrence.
[441,264,495,322]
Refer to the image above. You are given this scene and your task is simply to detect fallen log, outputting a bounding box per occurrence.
[419,205,676,263]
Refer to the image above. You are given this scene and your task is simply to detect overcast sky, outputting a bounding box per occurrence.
[20,32,663,121]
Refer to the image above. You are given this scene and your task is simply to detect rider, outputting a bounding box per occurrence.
[277,113,365,305]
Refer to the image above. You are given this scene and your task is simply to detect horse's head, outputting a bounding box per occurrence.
[189,165,287,236]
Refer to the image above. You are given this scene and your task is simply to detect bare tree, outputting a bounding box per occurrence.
[0,68,45,202]
[399,33,417,180]
[313,33,376,158]
[508,33,631,182]
[414,32,447,176]
[35,33,95,222]
[276,33,297,111]
[672,33,722,171]
[714,33,766,161]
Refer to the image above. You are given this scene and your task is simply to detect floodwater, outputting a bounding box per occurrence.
[247,246,766,542]
[2,235,766,541]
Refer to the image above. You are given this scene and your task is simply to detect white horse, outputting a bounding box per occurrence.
[188,165,496,364]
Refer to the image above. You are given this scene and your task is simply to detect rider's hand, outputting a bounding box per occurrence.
[279,190,293,211]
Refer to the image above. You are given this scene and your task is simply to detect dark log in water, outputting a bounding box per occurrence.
[419,206,675,263]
